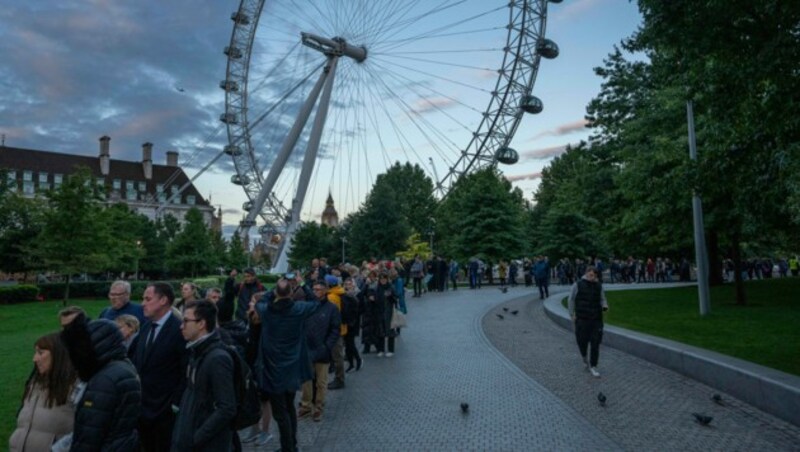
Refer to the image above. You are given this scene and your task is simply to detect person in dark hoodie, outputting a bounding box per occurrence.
[60,316,141,451]
[249,279,319,452]
[171,300,236,452]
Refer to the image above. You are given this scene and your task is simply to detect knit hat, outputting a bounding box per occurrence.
[324,274,340,286]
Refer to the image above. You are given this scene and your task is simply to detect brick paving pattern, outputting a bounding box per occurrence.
[245,284,800,451]
[482,285,800,452]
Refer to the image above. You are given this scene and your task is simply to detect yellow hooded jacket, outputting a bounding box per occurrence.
[326,285,347,336]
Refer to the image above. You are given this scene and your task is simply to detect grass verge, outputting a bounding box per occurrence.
[563,278,800,376]
[0,299,108,446]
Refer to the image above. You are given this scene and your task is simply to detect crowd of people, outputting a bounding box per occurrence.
[10,259,409,452]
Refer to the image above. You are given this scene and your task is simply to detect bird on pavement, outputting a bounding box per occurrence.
[510,310,519,315]
[503,307,509,312]
[597,392,607,407]
[496,313,504,320]
[711,394,724,406]
[692,413,713,426]
[500,287,508,293]
[460,402,469,414]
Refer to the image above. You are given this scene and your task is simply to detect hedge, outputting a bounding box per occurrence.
[0,285,40,304]
[37,280,184,301]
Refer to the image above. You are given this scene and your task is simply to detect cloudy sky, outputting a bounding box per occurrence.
[0,0,642,234]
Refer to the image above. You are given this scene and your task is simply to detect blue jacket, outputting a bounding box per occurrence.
[100,301,145,324]
[255,297,318,394]
[533,260,550,280]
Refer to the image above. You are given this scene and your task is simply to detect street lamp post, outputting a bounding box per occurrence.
[341,236,347,264]
[134,240,142,281]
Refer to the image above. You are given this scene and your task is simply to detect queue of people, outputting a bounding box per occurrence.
[10,262,407,452]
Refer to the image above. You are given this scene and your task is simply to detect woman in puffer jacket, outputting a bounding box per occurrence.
[61,317,142,451]
[9,332,77,451]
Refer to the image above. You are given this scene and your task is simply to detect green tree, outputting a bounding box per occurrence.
[437,168,526,262]
[288,221,338,270]
[0,192,44,277]
[166,208,214,277]
[30,169,110,304]
[371,162,437,235]
[347,182,410,262]
[535,210,602,259]
[102,203,148,277]
[227,233,248,271]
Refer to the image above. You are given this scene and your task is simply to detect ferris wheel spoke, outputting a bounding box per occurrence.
[379,53,499,73]
[371,0,467,45]
[371,56,490,93]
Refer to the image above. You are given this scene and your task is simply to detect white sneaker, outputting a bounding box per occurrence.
[386,352,394,357]
[589,367,601,378]
[255,432,273,446]
[377,352,384,357]
[238,426,259,443]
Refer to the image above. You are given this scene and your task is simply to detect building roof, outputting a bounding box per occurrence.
[0,145,210,207]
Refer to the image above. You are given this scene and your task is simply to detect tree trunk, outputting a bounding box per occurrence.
[730,232,747,306]
[63,276,71,307]
[707,229,724,286]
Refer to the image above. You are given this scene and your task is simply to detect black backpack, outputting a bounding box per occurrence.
[203,345,262,430]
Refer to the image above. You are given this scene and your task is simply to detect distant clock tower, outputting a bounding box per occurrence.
[321,192,339,227]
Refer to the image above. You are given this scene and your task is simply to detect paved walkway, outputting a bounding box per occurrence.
[246,285,800,451]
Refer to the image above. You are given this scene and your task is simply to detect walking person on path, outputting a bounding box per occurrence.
[567,265,609,378]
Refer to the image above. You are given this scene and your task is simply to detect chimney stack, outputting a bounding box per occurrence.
[142,142,153,180]
[166,150,179,167]
[99,135,110,176]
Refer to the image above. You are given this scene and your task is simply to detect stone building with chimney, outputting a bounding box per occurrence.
[0,136,221,230]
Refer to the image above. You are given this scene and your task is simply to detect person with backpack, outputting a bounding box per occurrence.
[172,300,237,451]
[325,275,348,390]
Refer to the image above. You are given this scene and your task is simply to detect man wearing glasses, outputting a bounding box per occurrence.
[568,265,609,378]
[100,280,145,324]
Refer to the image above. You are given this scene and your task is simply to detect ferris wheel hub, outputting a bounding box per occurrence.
[301,32,367,63]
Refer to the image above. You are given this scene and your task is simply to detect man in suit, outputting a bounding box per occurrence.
[132,282,187,452]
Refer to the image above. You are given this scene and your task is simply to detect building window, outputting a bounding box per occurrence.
[23,181,34,195]
[126,181,134,191]
[113,179,121,190]
[38,172,48,184]
[126,191,136,201]
[171,185,179,194]
[23,170,32,182]
[96,177,104,187]
[186,195,196,205]
[138,181,146,192]
[158,192,166,202]
[6,170,16,187]
[54,174,63,186]
[156,183,164,193]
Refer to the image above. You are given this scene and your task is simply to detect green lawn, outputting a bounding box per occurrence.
[563,278,800,377]
[0,299,108,446]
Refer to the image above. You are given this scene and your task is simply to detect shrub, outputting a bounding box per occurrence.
[38,280,184,301]
[0,285,40,304]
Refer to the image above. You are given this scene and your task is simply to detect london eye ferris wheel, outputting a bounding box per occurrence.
[219,0,561,271]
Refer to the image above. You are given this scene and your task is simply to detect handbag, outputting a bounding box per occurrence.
[391,307,407,329]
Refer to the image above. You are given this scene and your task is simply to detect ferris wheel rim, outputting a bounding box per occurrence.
[221,0,553,234]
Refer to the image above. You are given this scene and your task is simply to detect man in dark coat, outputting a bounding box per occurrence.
[131,282,187,452]
[533,256,551,299]
[251,279,319,452]
[61,317,141,451]
[298,280,341,422]
[567,265,609,378]
[235,268,264,322]
[172,300,236,452]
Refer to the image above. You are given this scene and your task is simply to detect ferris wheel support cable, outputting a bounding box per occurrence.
[371,56,489,93]
[374,0,464,42]
[367,64,459,165]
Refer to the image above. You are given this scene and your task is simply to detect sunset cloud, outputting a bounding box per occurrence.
[520,144,568,160]
[506,172,542,182]
[529,119,589,140]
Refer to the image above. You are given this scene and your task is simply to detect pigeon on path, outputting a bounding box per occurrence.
[460,403,469,414]
[496,313,504,320]
[500,287,508,293]
[711,394,724,406]
[511,310,519,315]
[692,413,713,426]
[503,307,509,312]
[597,392,607,407]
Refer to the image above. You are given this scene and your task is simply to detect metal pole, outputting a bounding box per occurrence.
[341,237,346,264]
[274,56,339,272]
[239,63,331,239]
[687,100,711,315]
